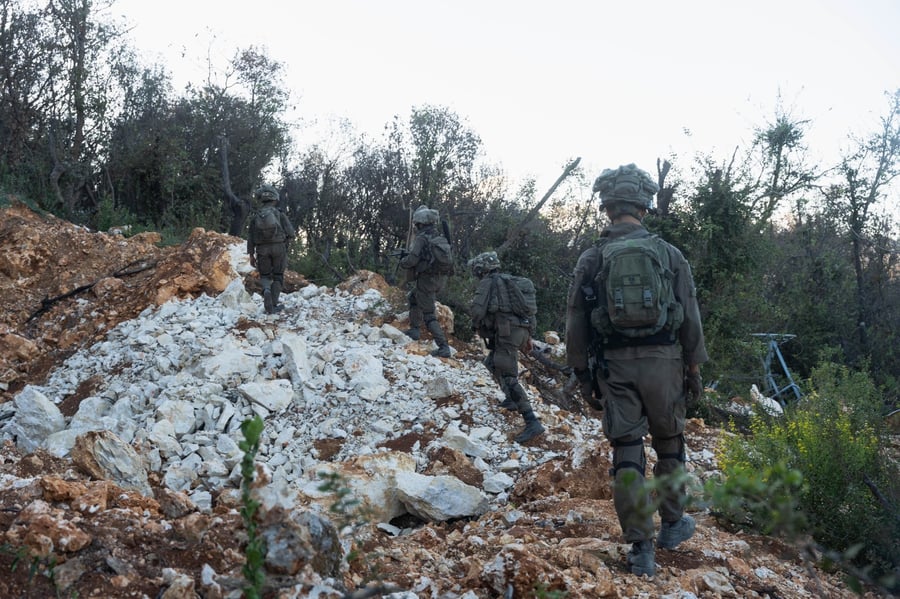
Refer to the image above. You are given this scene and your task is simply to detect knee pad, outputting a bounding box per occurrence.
[503,375,527,397]
[652,434,685,464]
[501,375,519,389]
[612,438,646,477]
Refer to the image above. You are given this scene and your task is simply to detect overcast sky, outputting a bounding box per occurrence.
[113,0,900,192]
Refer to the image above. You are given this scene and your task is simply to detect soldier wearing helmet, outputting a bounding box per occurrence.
[469,251,545,443]
[399,205,454,357]
[247,184,295,314]
[565,163,708,576]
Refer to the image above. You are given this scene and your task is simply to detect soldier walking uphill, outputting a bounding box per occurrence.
[247,184,295,315]
[399,205,454,357]
[469,252,545,443]
[565,164,708,577]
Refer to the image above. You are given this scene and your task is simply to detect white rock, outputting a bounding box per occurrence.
[238,379,295,412]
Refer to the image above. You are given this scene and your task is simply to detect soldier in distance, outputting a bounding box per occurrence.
[469,251,545,444]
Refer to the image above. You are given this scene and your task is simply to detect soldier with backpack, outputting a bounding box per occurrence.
[399,205,454,357]
[247,184,295,314]
[565,163,708,577]
[469,251,545,444]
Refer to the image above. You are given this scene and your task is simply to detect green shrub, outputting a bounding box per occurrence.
[93,195,147,236]
[238,416,266,599]
[715,360,899,590]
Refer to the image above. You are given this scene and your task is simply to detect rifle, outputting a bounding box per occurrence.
[387,248,409,285]
[580,281,607,408]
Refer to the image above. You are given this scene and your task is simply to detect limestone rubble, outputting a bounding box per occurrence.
[0,203,865,598]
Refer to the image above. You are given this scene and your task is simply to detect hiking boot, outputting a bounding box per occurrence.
[263,289,274,314]
[514,420,545,443]
[627,540,656,576]
[657,515,696,549]
[430,345,451,358]
[404,327,420,341]
[272,304,284,313]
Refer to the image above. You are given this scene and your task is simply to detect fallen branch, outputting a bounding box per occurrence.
[26,259,158,322]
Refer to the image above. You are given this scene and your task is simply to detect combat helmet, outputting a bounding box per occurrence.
[254,184,279,204]
[468,251,500,278]
[412,205,439,226]
[592,163,659,210]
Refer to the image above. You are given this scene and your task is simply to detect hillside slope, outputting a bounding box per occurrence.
[0,203,863,598]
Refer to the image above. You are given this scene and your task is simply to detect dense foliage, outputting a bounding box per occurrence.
[714,362,899,591]
[2,0,899,586]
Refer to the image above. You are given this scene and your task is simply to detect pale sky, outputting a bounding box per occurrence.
[113,0,900,193]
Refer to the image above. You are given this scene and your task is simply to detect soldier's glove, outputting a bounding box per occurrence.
[685,371,703,408]
[249,254,257,268]
[575,368,603,411]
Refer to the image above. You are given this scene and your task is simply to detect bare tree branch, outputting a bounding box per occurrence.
[496,157,581,258]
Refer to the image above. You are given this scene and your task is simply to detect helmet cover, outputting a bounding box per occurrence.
[468,251,501,276]
[592,163,658,209]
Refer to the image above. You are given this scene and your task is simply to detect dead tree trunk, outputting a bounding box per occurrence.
[219,135,252,236]
[656,158,674,216]
[496,157,581,258]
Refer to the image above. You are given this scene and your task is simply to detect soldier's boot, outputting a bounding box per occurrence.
[657,515,696,550]
[514,410,545,443]
[498,394,517,410]
[426,320,451,357]
[263,287,274,314]
[627,540,656,577]
[271,281,283,313]
[403,327,421,341]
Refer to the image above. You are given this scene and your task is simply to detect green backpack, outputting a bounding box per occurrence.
[419,232,454,275]
[253,206,286,244]
[501,274,537,319]
[590,232,683,339]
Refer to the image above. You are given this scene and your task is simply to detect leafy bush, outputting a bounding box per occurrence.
[715,361,899,590]
[93,195,146,235]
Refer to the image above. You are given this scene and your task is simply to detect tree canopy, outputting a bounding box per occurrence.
[1,0,898,402]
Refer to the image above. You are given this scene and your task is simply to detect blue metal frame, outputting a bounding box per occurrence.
[750,333,803,405]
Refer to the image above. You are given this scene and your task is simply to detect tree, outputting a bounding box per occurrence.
[749,106,819,227]
[826,89,900,369]
[408,105,481,208]
[45,0,124,218]
[0,0,53,178]
[0,0,137,220]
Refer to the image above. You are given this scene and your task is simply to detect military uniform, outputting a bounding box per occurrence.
[400,206,451,357]
[247,185,295,314]
[469,252,544,443]
[565,164,708,576]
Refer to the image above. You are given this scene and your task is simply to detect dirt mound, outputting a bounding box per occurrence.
[0,202,306,403]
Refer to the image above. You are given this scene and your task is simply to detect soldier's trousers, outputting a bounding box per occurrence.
[596,345,688,543]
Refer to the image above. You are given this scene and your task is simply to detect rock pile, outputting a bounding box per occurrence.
[0,204,862,598]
